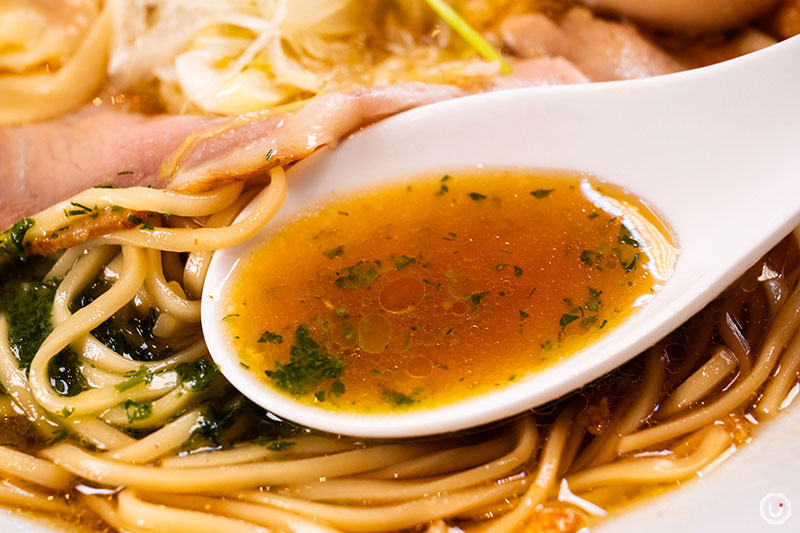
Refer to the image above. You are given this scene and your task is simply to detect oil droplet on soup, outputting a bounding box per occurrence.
[226,171,676,413]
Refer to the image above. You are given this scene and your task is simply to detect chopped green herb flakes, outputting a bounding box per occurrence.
[265,325,344,396]
[394,255,417,271]
[115,366,152,392]
[124,400,153,422]
[383,388,416,407]
[530,189,554,199]
[258,330,284,344]
[469,291,490,306]
[175,358,220,392]
[335,261,380,289]
[0,218,35,258]
[559,313,579,328]
[322,245,344,259]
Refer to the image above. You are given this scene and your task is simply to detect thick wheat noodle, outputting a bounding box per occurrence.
[65,416,136,450]
[79,338,207,374]
[585,347,665,468]
[0,395,18,417]
[363,437,511,480]
[452,495,521,525]
[0,481,71,515]
[140,493,343,533]
[659,346,738,417]
[667,426,711,457]
[95,375,179,408]
[571,349,665,472]
[50,246,117,329]
[145,248,201,323]
[718,286,751,368]
[718,311,751,374]
[664,315,715,389]
[664,314,715,391]
[99,381,210,429]
[164,215,203,229]
[28,246,148,415]
[0,317,59,436]
[427,521,454,533]
[116,489,269,533]
[98,381,213,429]
[481,406,576,533]
[150,311,190,338]
[80,364,125,388]
[286,419,535,502]
[567,391,636,474]
[569,427,732,492]
[161,252,185,284]
[91,167,287,252]
[720,282,747,317]
[81,494,150,533]
[160,436,355,468]
[101,250,126,275]
[39,442,436,492]
[558,423,586,477]
[108,409,203,463]
[183,189,260,298]
[231,477,528,532]
[785,265,800,294]
[183,252,211,300]
[617,285,800,453]
[0,446,72,491]
[46,246,202,374]
[744,286,768,347]
[449,496,519,525]
[45,245,92,281]
[215,410,257,448]
[24,184,244,241]
[49,245,149,375]
[756,331,800,418]
[763,277,790,319]
[68,371,177,420]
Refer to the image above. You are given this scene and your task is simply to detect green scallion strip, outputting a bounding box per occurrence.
[422,0,511,75]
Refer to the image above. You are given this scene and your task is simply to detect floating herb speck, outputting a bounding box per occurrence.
[394,255,417,271]
[322,245,344,259]
[258,330,284,344]
[530,189,554,199]
[559,313,578,328]
[470,291,490,306]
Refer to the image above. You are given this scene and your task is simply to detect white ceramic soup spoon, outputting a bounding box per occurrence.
[203,35,800,438]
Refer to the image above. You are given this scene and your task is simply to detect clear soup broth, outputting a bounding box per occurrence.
[225,170,677,412]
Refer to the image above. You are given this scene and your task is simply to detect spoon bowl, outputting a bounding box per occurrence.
[203,35,800,438]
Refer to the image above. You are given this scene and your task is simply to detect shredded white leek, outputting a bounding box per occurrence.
[105,0,518,116]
